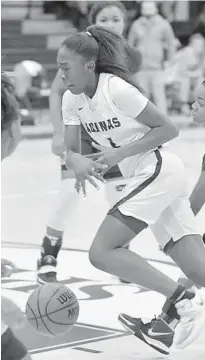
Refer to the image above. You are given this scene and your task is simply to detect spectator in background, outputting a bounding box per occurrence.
[173,34,205,115]
[128,1,176,114]
[193,3,205,39]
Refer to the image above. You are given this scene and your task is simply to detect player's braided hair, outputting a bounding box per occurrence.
[1,72,19,132]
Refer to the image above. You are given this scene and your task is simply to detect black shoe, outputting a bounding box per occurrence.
[118,313,174,355]
[37,255,57,284]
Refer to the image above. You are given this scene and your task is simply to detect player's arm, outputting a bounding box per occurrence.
[111,79,179,159]
[62,92,107,195]
[91,79,178,168]
[49,69,68,156]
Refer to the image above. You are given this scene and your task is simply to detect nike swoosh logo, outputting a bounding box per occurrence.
[78,107,83,111]
[148,329,173,337]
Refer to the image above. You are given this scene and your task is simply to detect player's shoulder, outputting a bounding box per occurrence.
[62,89,83,108]
[108,75,141,96]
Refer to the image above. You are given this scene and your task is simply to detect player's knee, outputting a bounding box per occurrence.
[89,246,106,270]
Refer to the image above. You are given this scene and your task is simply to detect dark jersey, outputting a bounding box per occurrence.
[202,154,205,171]
[1,327,28,360]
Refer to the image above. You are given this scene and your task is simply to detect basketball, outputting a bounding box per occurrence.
[25,283,79,336]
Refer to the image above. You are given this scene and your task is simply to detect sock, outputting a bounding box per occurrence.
[41,235,62,259]
[160,285,195,329]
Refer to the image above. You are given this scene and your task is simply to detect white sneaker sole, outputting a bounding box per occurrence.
[175,290,205,349]
[37,265,57,275]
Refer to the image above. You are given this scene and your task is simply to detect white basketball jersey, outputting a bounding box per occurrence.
[63,73,154,178]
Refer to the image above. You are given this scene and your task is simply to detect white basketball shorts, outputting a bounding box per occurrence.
[108,148,200,249]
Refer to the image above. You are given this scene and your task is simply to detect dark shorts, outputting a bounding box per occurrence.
[1,327,28,360]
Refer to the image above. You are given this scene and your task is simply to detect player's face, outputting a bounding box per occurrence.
[192,84,205,125]
[95,6,125,35]
[1,118,21,160]
[57,47,94,95]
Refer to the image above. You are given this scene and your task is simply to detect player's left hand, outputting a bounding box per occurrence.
[87,143,123,168]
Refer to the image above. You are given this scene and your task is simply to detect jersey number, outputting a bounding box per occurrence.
[107,137,120,148]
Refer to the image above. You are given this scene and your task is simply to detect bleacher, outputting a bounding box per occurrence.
[1,1,77,84]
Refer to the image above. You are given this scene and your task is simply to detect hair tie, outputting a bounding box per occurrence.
[85,31,92,37]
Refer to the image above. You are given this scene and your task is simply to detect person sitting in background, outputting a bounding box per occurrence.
[128,0,176,114]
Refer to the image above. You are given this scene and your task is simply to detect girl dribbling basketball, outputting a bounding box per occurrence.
[59,25,205,353]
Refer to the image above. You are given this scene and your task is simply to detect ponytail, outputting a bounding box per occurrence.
[61,26,142,92]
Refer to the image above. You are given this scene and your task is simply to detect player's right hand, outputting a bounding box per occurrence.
[65,152,108,196]
[52,133,65,157]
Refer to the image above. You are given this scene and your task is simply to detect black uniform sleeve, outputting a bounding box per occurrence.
[202,154,205,171]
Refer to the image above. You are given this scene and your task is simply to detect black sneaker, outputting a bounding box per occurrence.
[118,313,174,355]
[37,255,58,284]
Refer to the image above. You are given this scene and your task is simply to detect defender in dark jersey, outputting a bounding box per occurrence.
[1,73,31,360]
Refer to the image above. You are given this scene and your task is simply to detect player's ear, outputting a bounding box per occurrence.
[85,61,96,73]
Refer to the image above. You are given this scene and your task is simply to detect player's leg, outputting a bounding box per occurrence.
[89,211,179,296]
[37,129,96,283]
[120,193,205,354]
[37,160,79,283]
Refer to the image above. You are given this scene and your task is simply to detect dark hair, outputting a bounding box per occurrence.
[62,26,142,86]
[88,1,126,25]
[1,73,19,132]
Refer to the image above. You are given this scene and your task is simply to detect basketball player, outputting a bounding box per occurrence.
[119,80,205,354]
[37,1,141,284]
[1,72,31,359]
[59,26,205,352]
